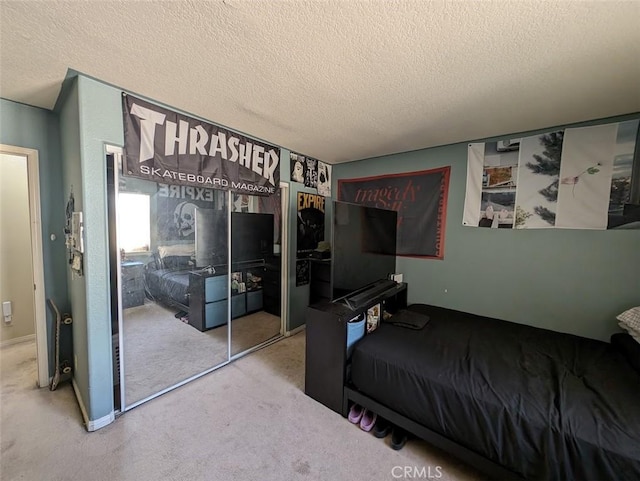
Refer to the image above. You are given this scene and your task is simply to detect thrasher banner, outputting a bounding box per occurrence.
[122,93,280,196]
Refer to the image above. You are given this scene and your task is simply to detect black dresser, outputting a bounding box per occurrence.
[262,256,281,316]
[309,259,331,304]
[121,261,145,309]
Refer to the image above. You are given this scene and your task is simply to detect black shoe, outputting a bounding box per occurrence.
[373,417,391,438]
[390,427,408,450]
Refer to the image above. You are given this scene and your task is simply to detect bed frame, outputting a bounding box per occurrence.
[306,289,522,480]
[343,384,522,480]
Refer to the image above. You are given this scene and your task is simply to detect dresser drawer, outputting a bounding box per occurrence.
[246,290,263,312]
[122,277,144,293]
[205,275,228,302]
[122,262,144,281]
[123,290,145,309]
[205,300,228,329]
[231,294,246,318]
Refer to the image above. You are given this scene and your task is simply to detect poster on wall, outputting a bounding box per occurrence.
[296,192,325,258]
[154,183,223,242]
[290,153,306,184]
[296,260,310,286]
[338,167,450,259]
[463,119,639,230]
[304,157,318,189]
[317,161,332,197]
[290,152,323,191]
[122,93,280,196]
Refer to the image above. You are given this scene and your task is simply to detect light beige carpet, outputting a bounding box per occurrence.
[1,336,482,481]
[123,301,281,405]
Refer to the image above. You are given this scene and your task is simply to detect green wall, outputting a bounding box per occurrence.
[58,78,92,415]
[56,75,126,422]
[333,114,640,341]
[0,98,67,375]
[76,76,124,421]
[7,73,635,429]
[57,74,308,423]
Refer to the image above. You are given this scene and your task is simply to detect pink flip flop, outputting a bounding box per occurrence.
[348,404,364,424]
[360,409,377,432]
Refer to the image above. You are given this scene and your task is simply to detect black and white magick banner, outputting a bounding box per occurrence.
[122,94,280,195]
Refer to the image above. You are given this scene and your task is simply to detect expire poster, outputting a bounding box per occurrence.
[297,192,325,257]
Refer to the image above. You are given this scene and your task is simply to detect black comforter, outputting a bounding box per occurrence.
[145,268,191,307]
[350,304,640,480]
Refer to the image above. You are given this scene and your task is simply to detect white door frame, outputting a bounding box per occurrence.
[0,144,48,388]
[279,181,289,335]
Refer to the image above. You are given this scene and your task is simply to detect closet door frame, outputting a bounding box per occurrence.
[107,145,233,412]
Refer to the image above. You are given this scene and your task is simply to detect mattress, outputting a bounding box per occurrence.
[145,268,191,307]
[350,304,640,480]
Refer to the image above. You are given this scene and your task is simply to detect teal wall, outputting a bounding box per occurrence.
[333,114,640,342]
[56,76,125,422]
[6,73,635,429]
[58,74,308,421]
[76,76,124,420]
[0,99,67,375]
[58,79,91,411]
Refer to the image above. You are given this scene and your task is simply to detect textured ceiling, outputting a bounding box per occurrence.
[1,1,638,164]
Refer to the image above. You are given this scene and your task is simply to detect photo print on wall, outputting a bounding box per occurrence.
[463,119,639,230]
[317,161,332,197]
[290,153,306,184]
[304,157,318,189]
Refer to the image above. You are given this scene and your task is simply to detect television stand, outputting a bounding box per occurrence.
[341,279,399,310]
[304,282,407,414]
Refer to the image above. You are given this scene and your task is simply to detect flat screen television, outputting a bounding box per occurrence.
[231,212,274,263]
[195,208,228,267]
[195,208,274,267]
[331,201,397,301]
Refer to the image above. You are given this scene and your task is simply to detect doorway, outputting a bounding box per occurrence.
[0,145,48,388]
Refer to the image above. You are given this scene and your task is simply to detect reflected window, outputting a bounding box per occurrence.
[118,193,150,252]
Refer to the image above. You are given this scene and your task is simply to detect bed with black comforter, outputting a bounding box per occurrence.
[350,304,640,480]
[145,267,191,309]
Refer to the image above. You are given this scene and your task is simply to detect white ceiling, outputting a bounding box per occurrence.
[1,1,639,164]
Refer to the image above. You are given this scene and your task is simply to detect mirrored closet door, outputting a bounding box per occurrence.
[109,154,231,410]
[110,153,285,411]
[229,191,283,357]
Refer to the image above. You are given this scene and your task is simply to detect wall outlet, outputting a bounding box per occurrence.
[2,301,12,324]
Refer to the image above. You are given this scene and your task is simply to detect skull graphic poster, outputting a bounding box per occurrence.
[304,157,318,189]
[154,184,222,242]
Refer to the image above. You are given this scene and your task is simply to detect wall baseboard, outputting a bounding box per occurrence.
[71,377,114,432]
[0,333,35,348]
[285,324,305,337]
